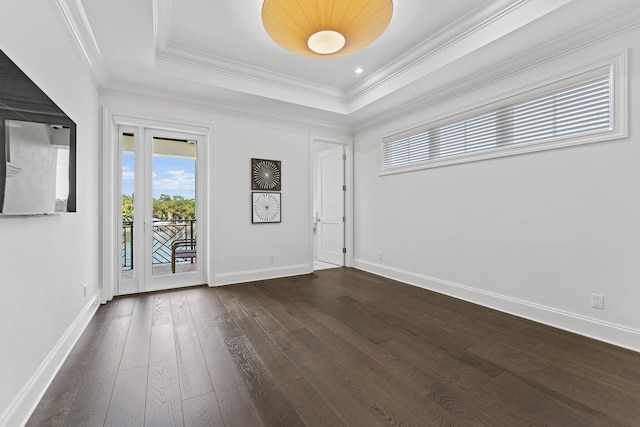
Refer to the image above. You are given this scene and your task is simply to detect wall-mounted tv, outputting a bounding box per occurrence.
[0,49,76,215]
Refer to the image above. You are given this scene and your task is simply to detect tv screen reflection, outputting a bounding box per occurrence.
[2,119,71,214]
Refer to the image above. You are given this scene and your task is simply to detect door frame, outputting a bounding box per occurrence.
[101,111,212,301]
[309,136,353,270]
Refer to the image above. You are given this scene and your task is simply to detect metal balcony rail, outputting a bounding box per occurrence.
[122,219,196,269]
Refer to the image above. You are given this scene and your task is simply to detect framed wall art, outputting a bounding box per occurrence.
[252,192,281,223]
[251,158,281,191]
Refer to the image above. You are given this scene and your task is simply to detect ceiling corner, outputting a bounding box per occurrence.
[53,0,110,88]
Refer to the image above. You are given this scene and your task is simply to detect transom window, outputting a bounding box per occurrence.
[382,74,613,171]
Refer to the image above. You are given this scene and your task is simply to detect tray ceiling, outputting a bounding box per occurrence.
[72,0,640,127]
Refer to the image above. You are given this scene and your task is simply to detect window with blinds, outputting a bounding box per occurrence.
[382,75,612,171]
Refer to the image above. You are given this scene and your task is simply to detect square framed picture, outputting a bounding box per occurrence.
[251,158,281,191]
[252,192,281,223]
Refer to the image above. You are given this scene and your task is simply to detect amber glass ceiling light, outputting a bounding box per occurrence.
[262,0,393,57]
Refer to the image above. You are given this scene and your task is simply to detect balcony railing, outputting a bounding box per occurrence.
[122,219,196,269]
[122,221,134,269]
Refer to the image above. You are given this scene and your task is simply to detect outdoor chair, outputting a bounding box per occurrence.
[171,239,196,273]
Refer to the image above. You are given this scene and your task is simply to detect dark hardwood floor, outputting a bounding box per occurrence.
[27,268,640,426]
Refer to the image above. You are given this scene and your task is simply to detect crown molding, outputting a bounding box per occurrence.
[158,43,345,100]
[353,7,640,133]
[53,0,110,88]
[150,0,575,116]
[152,0,348,115]
[153,0,171,53]
[155,44,350,115]
[347,0,524,100]
[100,85,352,135]
[346,0,574,111]
[147,0,577,117]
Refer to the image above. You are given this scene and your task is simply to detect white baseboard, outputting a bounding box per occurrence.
[213,264,311,287]
[0,294,100,427]
[353,259,640,353]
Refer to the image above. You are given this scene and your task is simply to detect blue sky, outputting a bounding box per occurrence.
[122,153,196,199]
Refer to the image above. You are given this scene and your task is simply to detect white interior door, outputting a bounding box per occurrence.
[316,145,345,266]
[118,125,205,294]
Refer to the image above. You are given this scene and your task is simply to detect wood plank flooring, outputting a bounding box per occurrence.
[27,268,640,426]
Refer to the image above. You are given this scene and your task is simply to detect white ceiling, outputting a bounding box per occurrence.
[73,0,640,129]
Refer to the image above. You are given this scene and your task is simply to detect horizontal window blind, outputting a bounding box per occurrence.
[382,75,611,170]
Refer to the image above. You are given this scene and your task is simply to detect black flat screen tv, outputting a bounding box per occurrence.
[0,49,76,215]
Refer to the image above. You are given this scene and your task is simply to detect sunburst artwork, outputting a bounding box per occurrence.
[252,192,281,223]
[251,158,281,191]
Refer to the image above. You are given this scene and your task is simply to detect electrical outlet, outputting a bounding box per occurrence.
[83,284,87,298]
[592,293,604,309]
[269,254,275,263]
[378,252,383,261]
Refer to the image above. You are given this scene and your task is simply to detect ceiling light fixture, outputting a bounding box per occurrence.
[262,0,393,58]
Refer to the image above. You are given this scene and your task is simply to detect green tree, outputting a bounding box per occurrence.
[122,194,134,221]
[153,194,195,220]
[122,193,195,221]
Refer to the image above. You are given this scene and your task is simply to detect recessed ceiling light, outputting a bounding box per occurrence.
[354,67,365,74]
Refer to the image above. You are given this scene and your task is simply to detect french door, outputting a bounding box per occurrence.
[118,125,205,294]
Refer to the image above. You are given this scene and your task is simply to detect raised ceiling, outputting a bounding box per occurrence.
[70,0,640,129]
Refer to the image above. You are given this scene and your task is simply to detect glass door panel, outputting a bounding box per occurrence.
[150,136,198,277]
[118,125,204,295]
[120,127,138,293]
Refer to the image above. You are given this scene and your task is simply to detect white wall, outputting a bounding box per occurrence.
[0,1,101,426]
[214,117,311,283]
[100,94,350,290]
[353,27,640,351]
